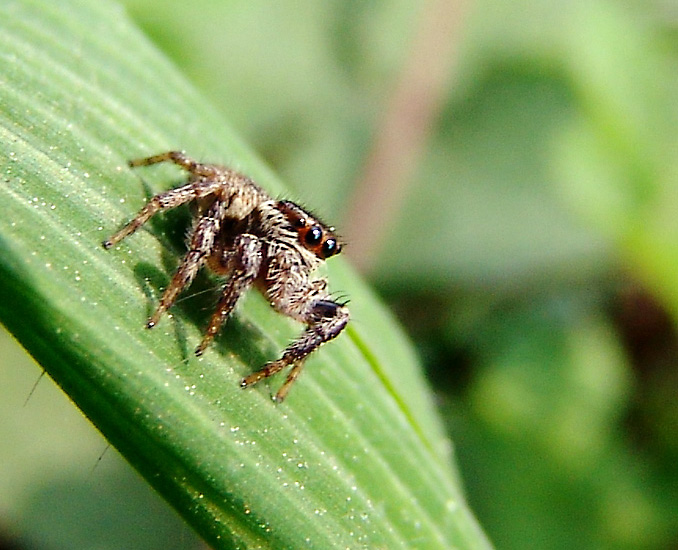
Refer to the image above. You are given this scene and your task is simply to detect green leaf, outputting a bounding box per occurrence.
[0,0,490,548]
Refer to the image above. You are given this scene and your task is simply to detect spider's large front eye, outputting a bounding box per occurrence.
[321,238,340,258]
[305,225,323,246]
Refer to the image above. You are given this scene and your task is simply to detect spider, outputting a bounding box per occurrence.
[103,151,349,402]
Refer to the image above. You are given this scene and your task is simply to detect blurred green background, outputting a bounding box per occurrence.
[2,0,678,548]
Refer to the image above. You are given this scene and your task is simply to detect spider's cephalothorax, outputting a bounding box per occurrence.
[103,151,349,402]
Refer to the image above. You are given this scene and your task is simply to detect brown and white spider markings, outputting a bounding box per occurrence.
[103,151,349,402]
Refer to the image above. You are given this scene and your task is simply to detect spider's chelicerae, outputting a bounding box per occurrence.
[103,151,349,402]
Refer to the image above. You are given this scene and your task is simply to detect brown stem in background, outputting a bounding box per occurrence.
[343,0,466,272]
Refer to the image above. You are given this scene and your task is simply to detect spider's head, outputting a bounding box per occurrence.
[277,200,342,260]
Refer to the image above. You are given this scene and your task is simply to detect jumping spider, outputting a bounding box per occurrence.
[103,151,349,402]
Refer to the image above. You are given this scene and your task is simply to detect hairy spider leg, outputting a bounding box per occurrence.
[241,299,349,402]
[274,362,306,403]
[102,160,227,249]
[128,150,219,177]
[147,199,231,328]
[195,234,263,355]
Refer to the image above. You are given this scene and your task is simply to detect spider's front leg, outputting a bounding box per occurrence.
[241,298,349,402]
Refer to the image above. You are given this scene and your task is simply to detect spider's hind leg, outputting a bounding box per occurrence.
[128,150,216,177]
[103,155,225,249]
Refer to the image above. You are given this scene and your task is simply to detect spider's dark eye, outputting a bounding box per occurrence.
[305,225,323,245]
[291,216,306,228]
[321,238,339,258]
[278,200,306,227]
